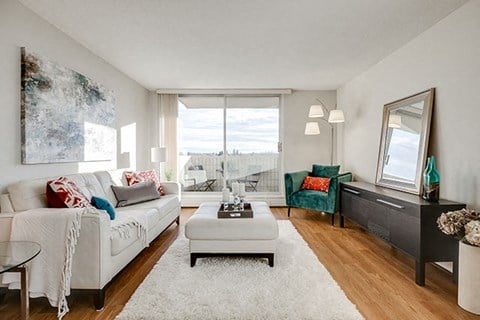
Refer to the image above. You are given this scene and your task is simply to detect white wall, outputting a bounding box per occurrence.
[0,0,151,193]
[338,0,480,209]
[283,90,337,173]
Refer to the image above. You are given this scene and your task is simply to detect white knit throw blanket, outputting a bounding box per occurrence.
[2,207,95,319]
[111,213,148,248]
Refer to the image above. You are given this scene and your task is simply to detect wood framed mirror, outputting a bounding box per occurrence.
[375,88,434,194]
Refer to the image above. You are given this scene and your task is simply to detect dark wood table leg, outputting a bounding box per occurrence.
[13,266,29,320]
[415,260,425,286]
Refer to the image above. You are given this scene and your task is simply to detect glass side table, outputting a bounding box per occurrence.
[0,241,41,320]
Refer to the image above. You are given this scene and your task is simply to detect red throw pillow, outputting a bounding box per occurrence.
[47,177,93,208]
[301,176,331,192]
[125,170,165,196]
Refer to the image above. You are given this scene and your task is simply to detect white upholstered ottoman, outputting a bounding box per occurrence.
[185,201,279,267]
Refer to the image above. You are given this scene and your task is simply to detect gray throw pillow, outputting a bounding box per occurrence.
[111,180,160,207]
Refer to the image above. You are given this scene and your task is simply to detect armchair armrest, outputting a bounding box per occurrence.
[326,172,353,213]
[284,171,309,206]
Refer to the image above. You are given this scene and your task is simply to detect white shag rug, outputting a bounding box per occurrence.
[116,221,363,320]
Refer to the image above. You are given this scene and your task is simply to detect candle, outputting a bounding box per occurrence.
[232,182,239,196]
[239,183,246,197]
[222,187,230,202]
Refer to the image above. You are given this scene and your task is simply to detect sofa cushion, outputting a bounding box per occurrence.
[117,194,180,219]
[116,207,160,231]
[62,173,107,200]
[93,170,127,206]
[91,196,116,220]
[111,181,160,207]
[47,177,94,209]
[312,164,340,178]
[8,177,50,211]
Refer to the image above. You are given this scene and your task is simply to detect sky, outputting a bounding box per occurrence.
[178,102,279,154]
[383,128,420,181]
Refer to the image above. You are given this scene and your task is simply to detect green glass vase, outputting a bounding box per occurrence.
[423,156,440,202]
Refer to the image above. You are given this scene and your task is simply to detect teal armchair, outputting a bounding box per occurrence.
[284,165,352,226]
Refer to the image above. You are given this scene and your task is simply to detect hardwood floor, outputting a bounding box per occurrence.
[0,207,477,319]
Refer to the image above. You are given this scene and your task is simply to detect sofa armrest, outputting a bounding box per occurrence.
[284,171,309,206]
[161,181,181,196]
[326,172,353,213]
[0,213,14,241]
[71,211,111,289]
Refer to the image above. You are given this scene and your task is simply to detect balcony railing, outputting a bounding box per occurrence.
[179,153,279,192]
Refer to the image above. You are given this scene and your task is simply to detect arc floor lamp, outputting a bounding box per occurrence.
[304,99,345,165]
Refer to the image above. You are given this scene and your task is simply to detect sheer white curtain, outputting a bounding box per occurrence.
[156,94,178,181]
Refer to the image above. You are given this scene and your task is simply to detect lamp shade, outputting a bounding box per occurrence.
[308,104,325,118]
[304,122,320,135]
[388,114,402,128]
[151,147,167,163]
[328,110,345,123]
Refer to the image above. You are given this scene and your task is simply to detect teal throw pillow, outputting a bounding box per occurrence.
[91,196,116,220]
[312,164,340,178]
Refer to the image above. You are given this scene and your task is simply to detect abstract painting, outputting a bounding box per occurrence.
[21,47,115,164]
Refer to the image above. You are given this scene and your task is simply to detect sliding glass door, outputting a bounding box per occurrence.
[177,95,280,194]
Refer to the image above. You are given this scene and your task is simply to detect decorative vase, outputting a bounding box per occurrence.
[458,240,480,314]
[422,156,440,202]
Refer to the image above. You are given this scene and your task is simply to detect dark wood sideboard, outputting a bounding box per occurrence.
[340,181,465,286]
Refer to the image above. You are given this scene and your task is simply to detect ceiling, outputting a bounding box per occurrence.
[19,0,467,90]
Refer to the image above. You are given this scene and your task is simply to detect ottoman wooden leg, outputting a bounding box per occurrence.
[190,253,197,267]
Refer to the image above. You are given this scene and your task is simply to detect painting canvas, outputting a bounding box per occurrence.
[21,47,115,164]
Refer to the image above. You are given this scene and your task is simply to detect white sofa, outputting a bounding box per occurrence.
[0,169,181,309]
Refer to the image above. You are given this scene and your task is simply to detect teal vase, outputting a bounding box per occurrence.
[423,156,440,202]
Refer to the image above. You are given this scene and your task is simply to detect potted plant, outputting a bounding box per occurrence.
[437,209,480,314]
[164,169,173,182]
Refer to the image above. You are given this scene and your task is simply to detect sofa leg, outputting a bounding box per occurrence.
[267,254,274,267]
[288,206,291,218]
[331,213,335,226]
[94,288,106,311]
[176,216,180,225]
[190,253,197,267]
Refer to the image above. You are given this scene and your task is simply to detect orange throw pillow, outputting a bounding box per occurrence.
[301,176,331,192]
[125,170,165,195]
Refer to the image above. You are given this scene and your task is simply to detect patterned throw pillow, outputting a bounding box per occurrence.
[301,176,331,192]
[125,170,165,195]
[47,177,94,208]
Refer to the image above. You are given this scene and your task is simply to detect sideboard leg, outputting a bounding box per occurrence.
[415,260,425,286]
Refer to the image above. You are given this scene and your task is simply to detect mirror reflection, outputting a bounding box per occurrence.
[376,88,434,194]
[383,101,424,183]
